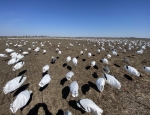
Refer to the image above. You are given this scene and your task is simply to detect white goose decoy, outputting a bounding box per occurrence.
[143,66,150,74]
[43,50,46,54]
[70,81,79,97]
[72,57,77,66]
[88,52,92,58]
[16,54,24,60]
[10,52,18,58]
[102,58,109,64]
[0,54,7,57]
[107,54,111,58]
[22,51,29,55]
[66,71,74,80]
[39,74,51,87]
[28,48,31,51]
[97,49,100,53]
[56,48,59,52]
[3,75,27,94]
[5,48,14,53]
[91,61,96,67]
[77,98,103,115]
[96,78,105,92]
[111,50,118,56]
[8,58,20,65]
[80,51,83,55]
[124,65,140,77]
[58,50,62,54]
[34,47,40,52]
[136,49,143,54]
[102,73,121,89]
[42,65,49,73]
[10,90,32,114]
[12,61,25,71]
[66,56,71,62]
[51,56,56,63]
[122,49,126,53]
[64,111,72,115]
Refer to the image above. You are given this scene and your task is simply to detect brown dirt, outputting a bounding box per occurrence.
[0,38,150,115]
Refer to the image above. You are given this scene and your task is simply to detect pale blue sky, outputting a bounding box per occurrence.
[0,0,150,38]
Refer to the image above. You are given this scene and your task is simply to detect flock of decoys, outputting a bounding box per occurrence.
[0,38,150,115]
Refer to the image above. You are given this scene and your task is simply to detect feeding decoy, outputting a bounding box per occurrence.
[102,73,121,89]
[77,98,103,115]
[3,75,27,94]
[124,65,141,77]
[39,74,51,87]
[10,90,32,114]
[12,61,25,71]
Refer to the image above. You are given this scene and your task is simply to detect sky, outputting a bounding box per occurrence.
[0,0,150,38]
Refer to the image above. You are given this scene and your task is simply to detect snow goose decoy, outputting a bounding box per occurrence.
[88,52,92,58]
[8,58,20,65]
[10,90,32,114]
[124,65,141,77]
[66,71,74,80]
[111,50,118,56]
[136,49,143,54]
[80,51,83,55]
[102,73,121,89]
[102,58,109,64]
[70,81,79,97]
[72,57,77,66]
[51,56,57,63]
[3,75,27,94]
[16,54,24,60]
[66,56,71,62]
[39,74,51,87]
[12,61,25,71]
[107,54,111,58]
[0,54,7,57]
[58,50,62,54]
[43,50,46,54]
[97,49,100,53]
[91,61,96,68]
[64,111,72,115]
[42,65,49,73]
[77,98,103,115]
[143,66,150,74]
[22,51,29,55]
[96,78,105,92]
[5,48,14,53]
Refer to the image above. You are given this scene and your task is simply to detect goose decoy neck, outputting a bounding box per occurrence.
[19,75,24,83]
[126,66,128,69]
[104,74,107,80]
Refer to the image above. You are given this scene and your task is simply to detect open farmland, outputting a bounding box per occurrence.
[0,37,150,115]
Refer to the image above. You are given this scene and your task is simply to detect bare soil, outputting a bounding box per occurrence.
[0,38,150,115]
